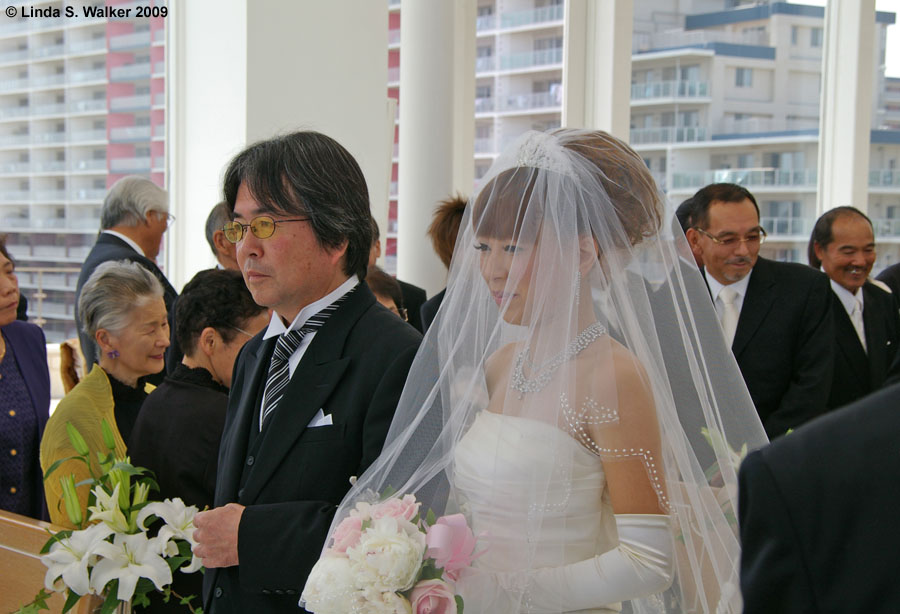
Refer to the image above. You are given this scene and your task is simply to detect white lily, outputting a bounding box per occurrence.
[42,522,114,595]
[136,497,203,573]
[87,484,130,533]
[90,532,173,601]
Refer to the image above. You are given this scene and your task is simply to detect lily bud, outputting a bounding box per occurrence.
[65,423,90,456]
[60,474,83,526]
[109,468,131,511]
[101,418,116,452]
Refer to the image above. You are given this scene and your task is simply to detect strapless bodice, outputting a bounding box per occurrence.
[454,411,620,612]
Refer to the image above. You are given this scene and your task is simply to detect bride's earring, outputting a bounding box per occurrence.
[574,271,581,304]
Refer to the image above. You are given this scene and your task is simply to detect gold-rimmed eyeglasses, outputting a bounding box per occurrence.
[693,226,767,247]
[223,215,310,244]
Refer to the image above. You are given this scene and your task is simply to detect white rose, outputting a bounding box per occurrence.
[302,555,359,614]
[359,588,413,614]
[347,516,426,592]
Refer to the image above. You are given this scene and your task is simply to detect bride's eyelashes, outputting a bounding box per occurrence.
[473,241,523,253]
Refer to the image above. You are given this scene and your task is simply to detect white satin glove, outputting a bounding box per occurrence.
[457,514,674,613]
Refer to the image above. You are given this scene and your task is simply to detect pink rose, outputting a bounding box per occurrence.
[425,514,478,581]
[331,514,363,553]
[410,579,457,614]
[371,494,421,522]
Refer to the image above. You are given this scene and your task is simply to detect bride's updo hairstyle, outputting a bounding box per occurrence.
[472,130,661,253]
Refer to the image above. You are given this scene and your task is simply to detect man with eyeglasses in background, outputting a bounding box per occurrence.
[75,175,177,385]
[192,131,421,614]
[686,183,834,438]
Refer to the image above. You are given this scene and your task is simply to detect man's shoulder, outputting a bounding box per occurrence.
[864,280,896,308]
[354,303,423,349]
[758,257,826,284]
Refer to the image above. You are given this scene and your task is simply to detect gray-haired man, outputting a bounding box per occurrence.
[75,175,177,383]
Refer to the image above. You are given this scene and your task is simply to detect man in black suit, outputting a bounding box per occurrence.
[192,131,421,614]
[75,175,176,384]
[739,382,900,612]
[686,183,834,438]
[809,206,899,409]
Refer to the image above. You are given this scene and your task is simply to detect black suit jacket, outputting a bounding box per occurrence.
[828,282,899,409]
[204,283,421,614]
[398,279,427,332]
[75,233,178,384]
[739,382,900,613]
[724,257,834,438]
[419,288,445,333]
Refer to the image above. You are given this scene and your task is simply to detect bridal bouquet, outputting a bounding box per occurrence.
[302,494,478,614]
[16,420,203,614]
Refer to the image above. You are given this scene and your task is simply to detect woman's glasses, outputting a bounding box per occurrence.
[223,216,310,243]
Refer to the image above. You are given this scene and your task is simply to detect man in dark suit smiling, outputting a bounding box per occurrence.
[686,183,834,437]
[193,131,421,613]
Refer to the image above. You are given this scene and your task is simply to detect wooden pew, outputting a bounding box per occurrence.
[0,510,99,613]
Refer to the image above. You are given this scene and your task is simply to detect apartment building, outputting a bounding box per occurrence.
[386,0,900,273]
[0,0,166,342]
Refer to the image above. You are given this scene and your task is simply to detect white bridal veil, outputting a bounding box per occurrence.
[312,129,768,613]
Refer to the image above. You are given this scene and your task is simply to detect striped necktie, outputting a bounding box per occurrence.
[258,286,356,431]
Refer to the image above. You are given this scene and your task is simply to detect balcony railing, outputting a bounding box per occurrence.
[671,168,817,190]
[70,187,106,200]
[476,15,496,31]
[387,66,400,83]
[110,125,152,141]
[70,129,107,142]
[67,38,107,54]
[715,117,819,135]
[0,106,32,119]
[869,170,900,188]
[629,126,706,145]
[0,77,31,92]
[474,97,495,113]
[109,31,151,50]
[68,68,107,84]
[110,156,152,172]
[30,74,66,88]
[500,4,564,29]
[474,137,495,154]
[70,99,107,113]
[30,103,67,116]
[0,49,30,63]
[32,43,65,59]
[70,160,107,172]
[388,29,400,45]
[631,80,709,100]
[633,28,769,53]
[873,219,900,237]
[500,90,561,112]
[110,62,151,81]
[110,94,151,111]
[760,216,810,236]
[475,55,496,73]
[499,47,563,71]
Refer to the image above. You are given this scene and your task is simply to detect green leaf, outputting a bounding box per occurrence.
[42,455,87,481]
[132,592,151,608]
[60,589,83,614]
[380,485,397,500]
[180,594,197,605]
[361,518,372,531]
[40,528,73,554]
[426,508,437,526]
[455,594,464,614]
[99,584,121,614]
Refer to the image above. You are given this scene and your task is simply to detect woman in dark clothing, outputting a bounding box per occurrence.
[130,269,267,613]
[0,235,50,520]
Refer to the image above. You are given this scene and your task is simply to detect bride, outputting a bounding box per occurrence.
[304,129,767,613]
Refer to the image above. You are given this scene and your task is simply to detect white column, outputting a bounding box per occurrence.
[817,0,875,215]
[397,0,475,297]
[168,0,392,290]
[563,0,633,141]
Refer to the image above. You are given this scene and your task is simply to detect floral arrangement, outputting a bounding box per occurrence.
[302,493,479,614]
[15,420,203,614]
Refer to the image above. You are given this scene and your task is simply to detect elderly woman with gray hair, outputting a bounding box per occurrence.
[40,260,170,527]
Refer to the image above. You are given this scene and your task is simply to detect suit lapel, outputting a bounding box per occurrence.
[732,258,776,358]
[236,283,376,504]
[863,283,890,386]
[215,336,273,505]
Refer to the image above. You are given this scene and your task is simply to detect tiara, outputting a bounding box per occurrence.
[513,131,577,178]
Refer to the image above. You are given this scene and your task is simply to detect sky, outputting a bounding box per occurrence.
[800,0,900,78]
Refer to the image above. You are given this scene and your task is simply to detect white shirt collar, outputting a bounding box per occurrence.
[102,230,145,257]
[828,276,864,315]
[264,275,360,339]
[707,268,752,304]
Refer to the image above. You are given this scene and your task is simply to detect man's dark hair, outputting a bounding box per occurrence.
[675,197,695,234]
[690,183,760,230]
[807,206,873,269]
[175,269,266,355]
[223,130,373,280]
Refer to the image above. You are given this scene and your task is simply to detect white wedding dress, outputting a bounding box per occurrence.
[454,410,622,614]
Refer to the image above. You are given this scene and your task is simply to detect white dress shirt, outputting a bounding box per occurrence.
[262,275,360,379]
[830,278,867,351]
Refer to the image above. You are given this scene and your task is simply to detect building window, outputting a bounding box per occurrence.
[811,27,823,47]
[735,68,753,87]
[791,26,799,45]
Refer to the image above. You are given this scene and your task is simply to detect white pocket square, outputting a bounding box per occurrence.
[307,408,333,428]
